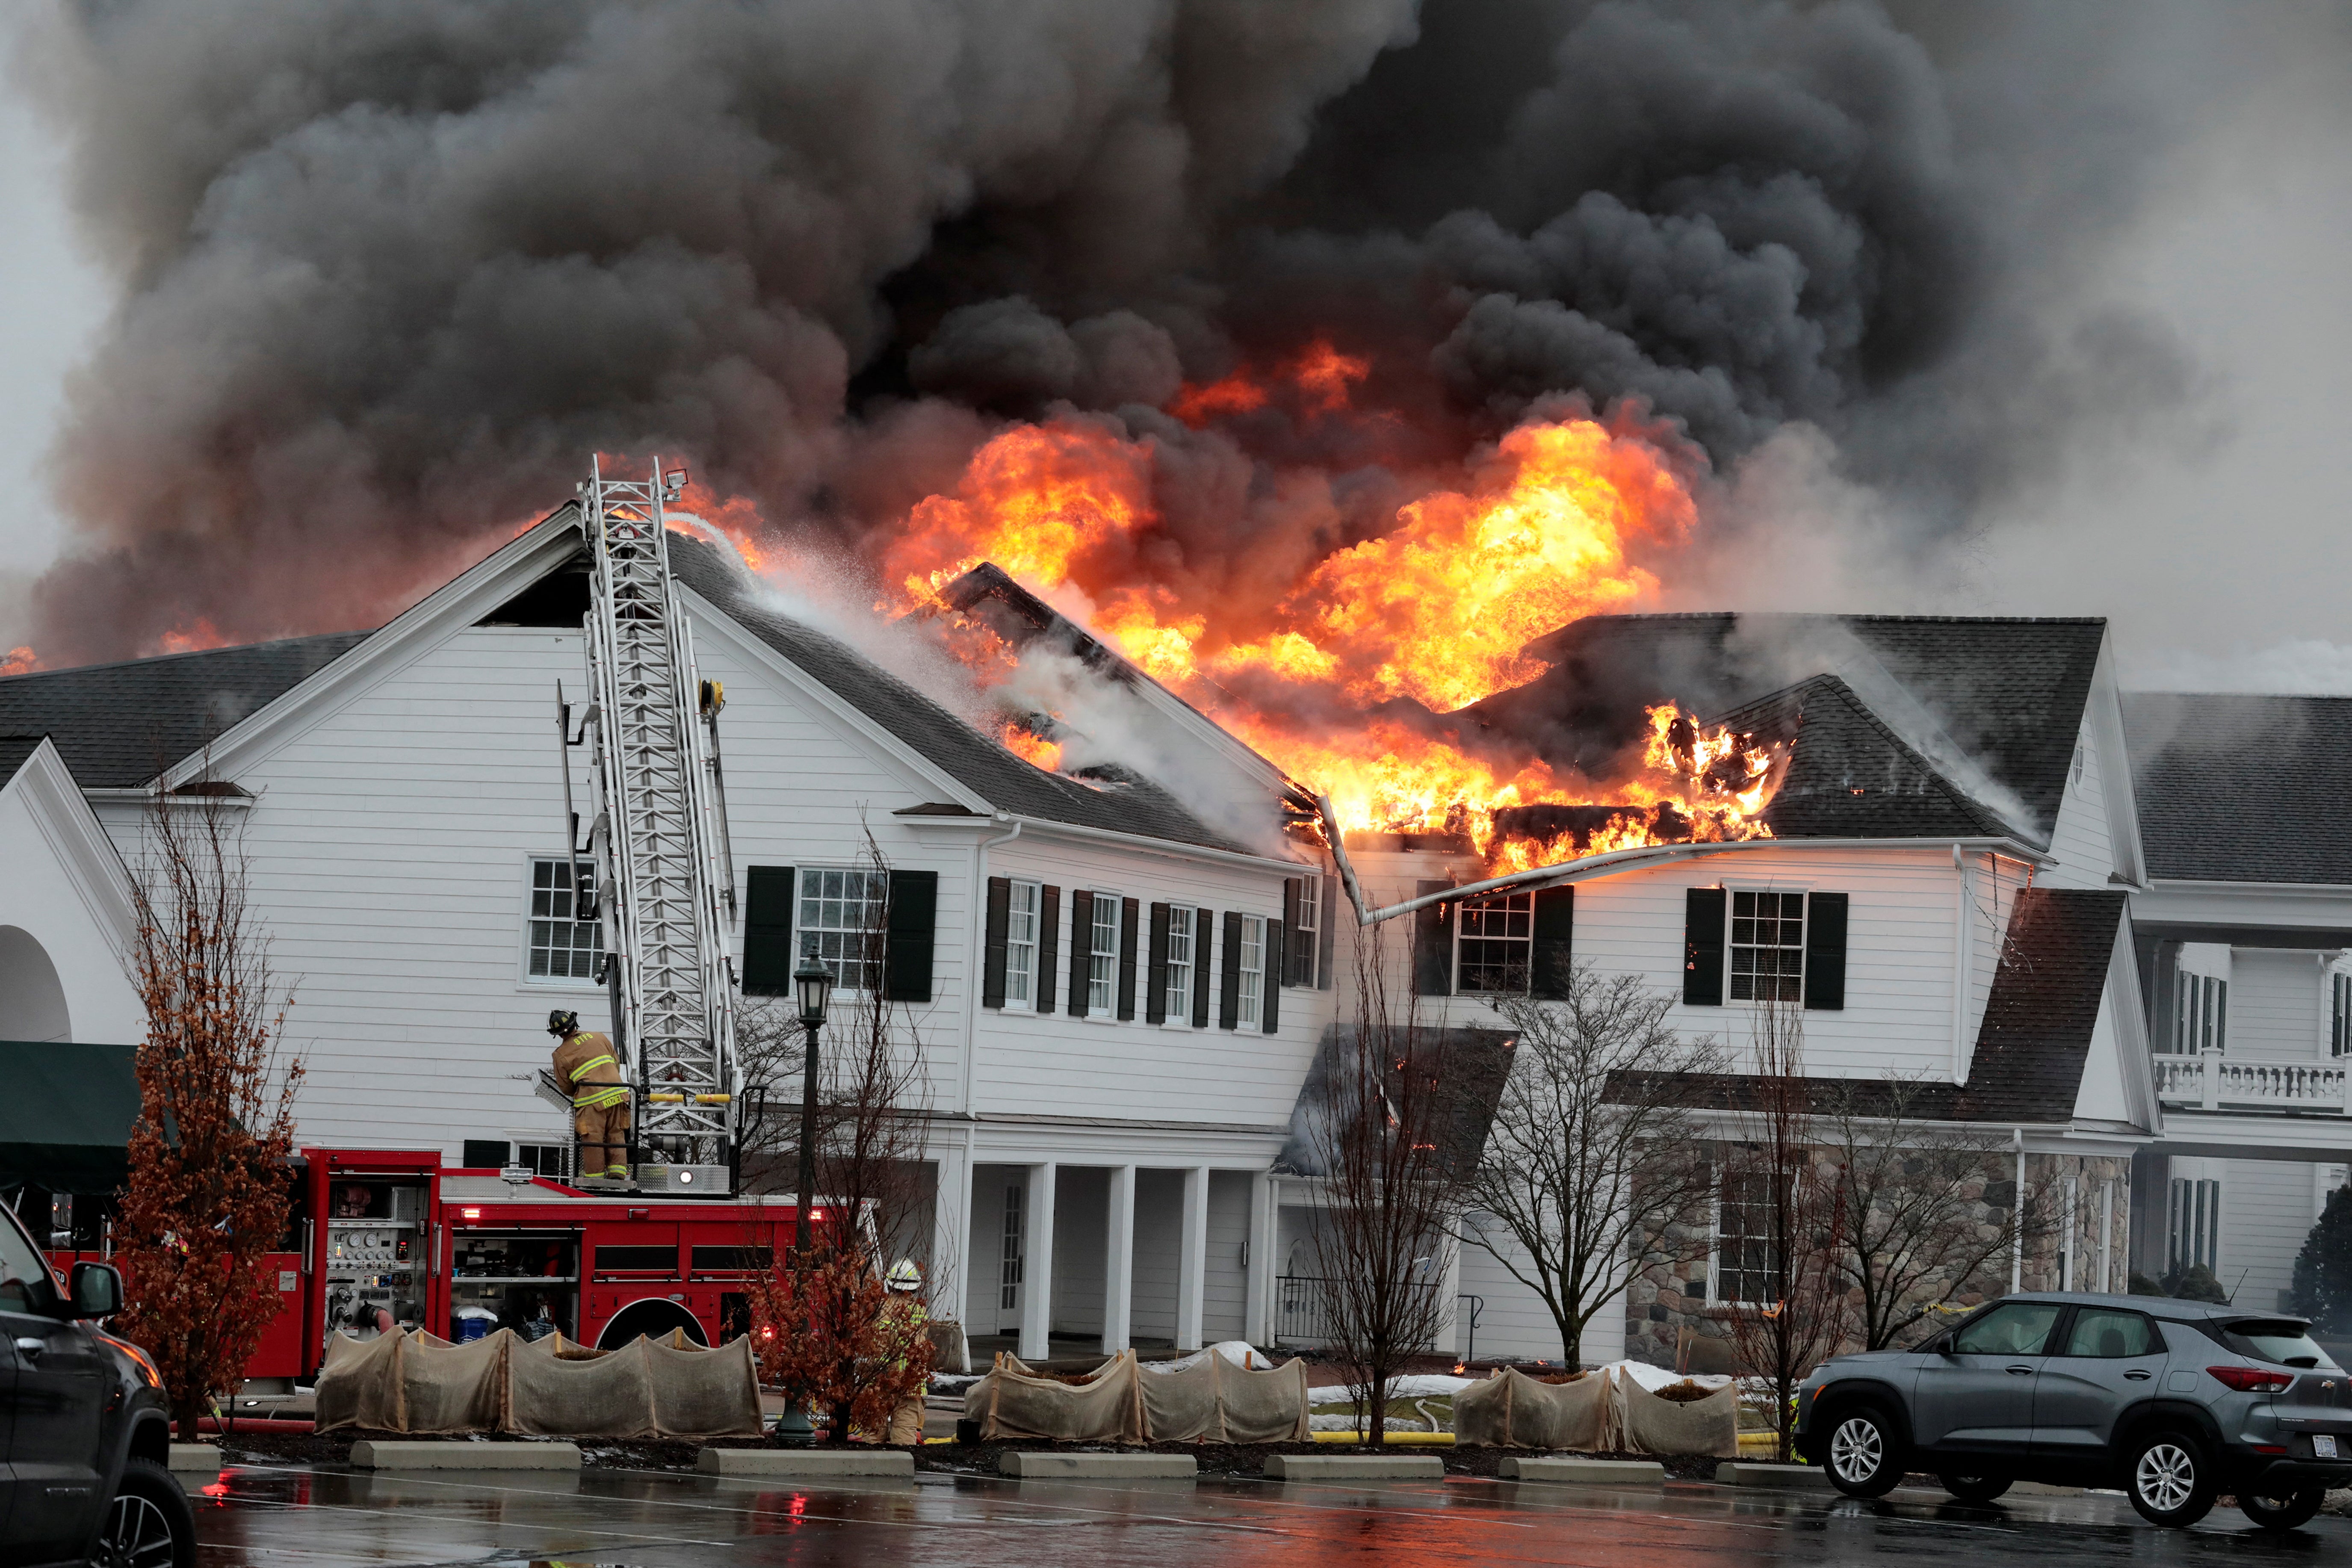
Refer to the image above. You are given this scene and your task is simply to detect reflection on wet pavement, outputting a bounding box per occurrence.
[189,1464,2351,1568]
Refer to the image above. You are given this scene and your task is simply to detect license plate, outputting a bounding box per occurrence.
[2317,1435,2340,1459]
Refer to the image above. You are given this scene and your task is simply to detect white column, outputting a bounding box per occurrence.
[931,1144,972,1332]
[1244,1171,1273,1346]
[1176,1166,1210,1352]
[1432,1236,1463,1357]
[2100,1177,2116,1292]
[1103,1165,1136,1355]
[1019,1162,1057,1363]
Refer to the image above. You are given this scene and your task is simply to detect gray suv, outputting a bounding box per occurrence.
[1795,1292,2352,1529]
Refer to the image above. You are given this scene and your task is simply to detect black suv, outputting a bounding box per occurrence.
[1796,1291,2352,1528]
[1,1199,190,1568]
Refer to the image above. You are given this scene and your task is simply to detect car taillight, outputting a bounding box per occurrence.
[2207,1365,2293,1394]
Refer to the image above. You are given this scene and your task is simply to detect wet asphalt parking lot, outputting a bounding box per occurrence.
[185,1462,2352,1568]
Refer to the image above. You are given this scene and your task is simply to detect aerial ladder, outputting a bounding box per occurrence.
[554,456,741,1193]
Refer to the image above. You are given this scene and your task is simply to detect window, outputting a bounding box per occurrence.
[2169,1176,2220,1273]
[799,868,886,992]
[1729,890,1804,1002]
[2061,1308,2159,1359]
[1712,1172,1779,1305]
[1236,915,1266,1027]
[528,858,603,981]
[2175,970,2227,1054]
[2333,973,2350,1058]
[1457,890,1532,994]
[516,1143,570,1179]
[1165,904,1197,1023]
[1295,874,1321,987]
[1087,892,1120,1015]
[1000,1185,1024,1311]
[1953,1300,2062,1356]
[1005,880,1041,1010]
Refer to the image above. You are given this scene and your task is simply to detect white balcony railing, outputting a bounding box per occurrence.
[2153,1049,2350,1113]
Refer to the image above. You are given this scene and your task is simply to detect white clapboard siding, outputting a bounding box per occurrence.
[2222,1158,2323,1313]
[2228,950,2327,1059]
[1203,1170,1252,1343]
[969,835,1329,1126]
[1049,1167,1109,1336]
[2043,714,2118,889]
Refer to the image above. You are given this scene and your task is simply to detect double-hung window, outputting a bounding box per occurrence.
[1729,890,1804,1002]
[2334,972,2351,1058]
[800,868,887,992]
[1457,889,1533,993]
[2169,1175,2221,1273]
[2176,969,2228,1054]
[1087,892,1121,1016]
[1236,915,1266,1027]
[1165,904,1197,1023]
[527,858,602,981]
[1712,1171,1781,1305]
[1295,875,1321,987]
[1005,880,1042,1010]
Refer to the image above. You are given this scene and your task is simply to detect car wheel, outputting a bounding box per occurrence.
[2125,1432,2216,1528]
[92,1457,197,1568]
[1937,1473,2012,1503]
[1823,1404,1905,1498]
[2237,1487,2325,1532]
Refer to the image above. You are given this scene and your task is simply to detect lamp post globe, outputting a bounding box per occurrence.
[794,954,832,1028]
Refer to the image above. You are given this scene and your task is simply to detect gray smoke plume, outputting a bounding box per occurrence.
[13,0,2242,661]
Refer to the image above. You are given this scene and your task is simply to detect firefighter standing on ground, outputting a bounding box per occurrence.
[883,1259,930,1446]
[550,1010,630,1179]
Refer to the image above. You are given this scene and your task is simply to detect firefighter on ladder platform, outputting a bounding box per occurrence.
[549,1010,630,1179]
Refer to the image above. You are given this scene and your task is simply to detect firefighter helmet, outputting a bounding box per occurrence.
[547,1009,579,1038]
[885,1258,923,1293]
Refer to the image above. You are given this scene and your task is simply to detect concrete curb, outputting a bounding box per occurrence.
[1501,1456,1665,1486]
[349,1440,583,1471]
[168,1444,222,1473]
[1715,1462,1830,1490]
[1264,1453,1444,1481]
[700,1448,914,1477]
[999,1451,1197,1479]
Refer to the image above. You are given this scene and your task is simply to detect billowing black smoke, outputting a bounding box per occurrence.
[16,0,2204,661]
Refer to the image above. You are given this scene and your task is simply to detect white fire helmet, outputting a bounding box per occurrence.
[885,1258,923,1293]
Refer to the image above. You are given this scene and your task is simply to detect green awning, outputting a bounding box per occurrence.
[0,1040,140,1194]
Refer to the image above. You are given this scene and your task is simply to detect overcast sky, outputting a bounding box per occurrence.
[1,6,2345,690]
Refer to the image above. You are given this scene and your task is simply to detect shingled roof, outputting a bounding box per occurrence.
[668,536,1268,856]
[1714,673,2012,841]
[0,736,44,790]
[1612,888,2130,1125]
[0,634,372,787]
[2123,693,2352,885]
[1475,612,2106,847]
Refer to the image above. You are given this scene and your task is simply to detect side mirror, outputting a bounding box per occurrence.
[68,1261,122,1319]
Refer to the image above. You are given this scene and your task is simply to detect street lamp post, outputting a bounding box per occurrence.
[792,954,831,1263]
[771,953,833,1450]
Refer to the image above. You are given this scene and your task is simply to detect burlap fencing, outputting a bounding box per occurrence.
[1456,1366,1736,1456]
[1611,1374,1738,1457]
[315,1328,761,1438]
[964,1352,1146,1442]
[1137,1353,1312,1443]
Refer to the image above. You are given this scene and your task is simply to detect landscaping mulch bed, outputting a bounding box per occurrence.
[209,1428,1719,1482]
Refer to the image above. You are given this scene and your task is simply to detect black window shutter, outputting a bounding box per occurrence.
[1281,878,1304,985]
[883,870,938,1002]
[1263,919,1284,1033]
[1192,907,1214,1027]
[743,865,795,995]
[1117,897,1141,1020]
[981,876,1011,1010]
[1220,910,1243,1029]
[1146,903,1171,1025]
[1067,890,1093,1017]
[1683,887,1726,1006]
[1803,892,1848,1011]
[1318,875,1338,991]
[1036,885,1061,1015]
[1530,886,1575,1000]
[1412,880,1454,997]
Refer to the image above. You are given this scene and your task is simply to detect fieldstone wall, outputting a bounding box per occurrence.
[1622,1148,2136,1369]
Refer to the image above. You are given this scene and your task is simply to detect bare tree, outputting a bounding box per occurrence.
[113,785,303,1438]
[1820,1078,2052,1350]
[1306,922,1474,1447]
[1717,992,1847,1463]
[1465,967,1726,1364]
